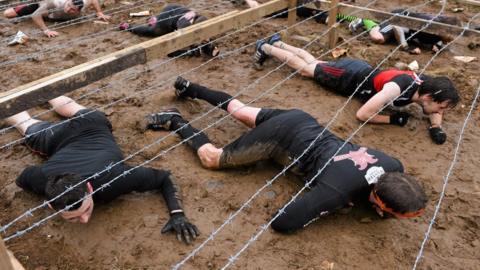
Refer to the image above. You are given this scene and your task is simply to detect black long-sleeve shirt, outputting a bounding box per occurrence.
[16,110,182,213]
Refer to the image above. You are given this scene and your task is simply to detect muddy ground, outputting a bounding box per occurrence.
[0,0,479,269]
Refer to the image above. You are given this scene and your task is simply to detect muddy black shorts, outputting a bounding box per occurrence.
[219,108,310,173]
[378,23,395,41]
[313,58,375,98]
[14,3,40,17]
[24,109,111,156]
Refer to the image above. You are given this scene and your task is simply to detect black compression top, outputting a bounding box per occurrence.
[16,110,182,211]
[154,4,193,34]
[264,110,404,232]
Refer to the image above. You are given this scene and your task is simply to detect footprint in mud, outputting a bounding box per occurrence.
[125,96,144,107]
[63,51,87,64]
[102,38,120,45]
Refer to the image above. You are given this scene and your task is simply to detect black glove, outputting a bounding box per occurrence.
[161,212,200,244]
[389,112,410,127]
[429,126,447,144]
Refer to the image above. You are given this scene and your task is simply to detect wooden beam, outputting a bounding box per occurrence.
[328,0,339,48]
[0,237,14,270]
[0,0,289,119]
[459,0,480,7]
[287,0,298,28]
[338,3,480,39]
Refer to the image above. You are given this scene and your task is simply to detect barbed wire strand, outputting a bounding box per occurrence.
[1,0,162,28]
[0,0,333,234]
[177,0,443,266]
[221,4,480,270]
[2,4,353,241]
[411,13,480,270]
[0,0,334,150]
[0,1,195,66]
[1,0,436,236]
[0,4,201,134]
[175,0,458,268]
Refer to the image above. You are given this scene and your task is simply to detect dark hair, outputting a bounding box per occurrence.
[419,76,460,108]
[72,0,84,10]
[177,14,207,30]
[193,15,207,24]
[45,173,86,211]
[375,172,428,213]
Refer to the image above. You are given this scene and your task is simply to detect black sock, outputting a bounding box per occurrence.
[170,116,211,151]
[188,84,233,111]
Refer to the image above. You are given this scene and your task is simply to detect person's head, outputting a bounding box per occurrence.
[417,76,460,114]
[45,173,94,224]
[64,0,83,14]
[369,172,427,219]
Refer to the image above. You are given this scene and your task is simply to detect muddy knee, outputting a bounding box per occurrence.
[4,8,17,18]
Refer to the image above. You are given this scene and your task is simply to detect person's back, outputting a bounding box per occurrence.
[39,111,123,179]
[156,4,192,34]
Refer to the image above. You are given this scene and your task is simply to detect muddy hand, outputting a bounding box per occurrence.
[43,29,59,38]
[96,12,111,21]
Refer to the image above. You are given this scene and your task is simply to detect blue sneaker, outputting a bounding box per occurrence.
[268,33,282,45]
[253,39,268,68]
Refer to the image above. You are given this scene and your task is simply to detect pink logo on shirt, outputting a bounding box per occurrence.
[333,147,378,170]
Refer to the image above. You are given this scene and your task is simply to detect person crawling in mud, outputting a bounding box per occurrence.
[3,0,110,38]
[345,9,460,54]
[119,4,219,57]
[5,96,199,244]
[143,77,428,234]
[253,34,460,145]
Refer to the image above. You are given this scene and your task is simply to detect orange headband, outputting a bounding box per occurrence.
[372,190,424,219]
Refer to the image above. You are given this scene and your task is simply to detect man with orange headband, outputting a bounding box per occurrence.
[144,77,428,233]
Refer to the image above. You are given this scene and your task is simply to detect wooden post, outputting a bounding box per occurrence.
[327,0,339,49]
[287,0,298,28]
[0,237,14,270]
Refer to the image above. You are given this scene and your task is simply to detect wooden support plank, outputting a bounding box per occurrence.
[0,0,289,119]
[0,237,14,270]
[287,0,298,28]
[459,0,480,7]
[328,0,339,48]
[338,3,480,39]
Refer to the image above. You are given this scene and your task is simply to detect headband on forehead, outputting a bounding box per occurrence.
[372,190,424,219]
[72,0,84,10]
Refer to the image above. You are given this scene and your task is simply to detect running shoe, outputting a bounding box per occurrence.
[145,108,182,131]
[348,18,363,33]
[173,76,192,99]
[268,33,282,45]
[253,39,268,68]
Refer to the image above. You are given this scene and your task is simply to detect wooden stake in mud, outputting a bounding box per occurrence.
[328,0,339,48]
[0,237,14,270]
[287,0,298,29]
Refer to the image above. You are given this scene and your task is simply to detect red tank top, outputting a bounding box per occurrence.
[373,70,418,92]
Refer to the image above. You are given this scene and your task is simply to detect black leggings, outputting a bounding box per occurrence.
[219,108,293,169]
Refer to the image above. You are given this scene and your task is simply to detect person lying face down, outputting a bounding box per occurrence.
[6,96,198,244]
[119,4,220,58]
[143,77,428,234]
[253,34,460,145]
[3,0,110,37]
